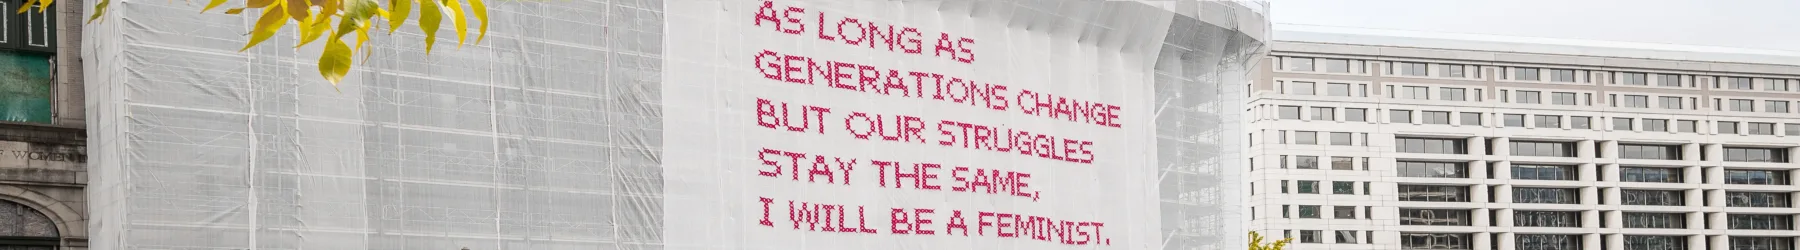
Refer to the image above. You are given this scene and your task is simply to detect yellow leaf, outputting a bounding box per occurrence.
[318,0,339,19]
[318,37,353,85]
[85,0,109,23]
[241,5,291,51]
[201,0,229,12]
[296,14,330,48]
[444,0,465,47]
[286,0,310,21]
[385,0,410,33]
[225,8,246,14]
[247,0,274,8]
[14,0,37,14]
[417,0,442,54]
[354,21,371,52]
[467,0,485,43]
[36,0,51,13]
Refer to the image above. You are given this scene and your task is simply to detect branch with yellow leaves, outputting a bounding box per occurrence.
[35,0,489,86]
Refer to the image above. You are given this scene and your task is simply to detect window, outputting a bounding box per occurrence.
[1513,187,1579,204]
[1620,72,1648,85]
[1677,120,1697,133]
[1622,95,1649,108]
[0,200,59,249]
[1345,108,1367,122]
[1504,114,1525,127]
[1513,210,1580,227]
[1296,156,1319,169]
[1644,119,1669,132]
[1278,106,1301,119]
[1324,59,1351,73]
[1330,133,1352,146]
[1405,86,1430,99]
[1295,131,1318,145]
[1281,181,1288,193]
[1533,115,1561,128]
[1720,121,1739,134]
[1548,69,1576,82]
[1278,132,1287,144]
[1397,161,1468,178]
[1622,167,1684,183]
[1620,144,1681,160]
[1728,214,1793,230]
[1398,185,1470,202]
[1327,83,1350,96]
[1623,213,1686,228]
[1750,122,1777,135]
[1613,117,1634,130]
[1391,109,1413,123]
[1789,123,1800,135]
[1443,65,1465,78]
[1725,147,1788,162]
[1442,88,1466,101]
[1514,68,1540,81]
[1516,234,1581,250]
[1399,62,1428,76]
[1335,230,1358,244]
[1512,165,1576,180]
[1728,77,1754,90]
[1725,169,1789,185]
[1550,92,1575,105]
[1396,137,1467,154]
[1299,205,1321,218]
[1298,180,1320,193]
[1329,157,1354,170]
[1517,91,1541,104]
[1733,99,1756,111]
[1731,237,1794,250]
[1334,206,1356,219]
[1333,181,1355,194]
[1727,192,1792,208]
[1625,235,1686,250]
[1772,79,1791,91]
[1289,57,1315,71]
[1458,112,1481,126]
[1763,100,1793,114]
[1291,82,1316,95]
[1571,116,1591,129]
[1657,74,1682,87]
[1400,209,1471,226]
[1423,111,1451,125]
[1621,189,1685,206]
[1402,233,1472,250]
[1310,107,1334,120]
[1299,230,1322,243]
[1659,96,1683,109]
[1510,141,1574,157]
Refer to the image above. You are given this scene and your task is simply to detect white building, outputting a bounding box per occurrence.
[1249,28,1800,250]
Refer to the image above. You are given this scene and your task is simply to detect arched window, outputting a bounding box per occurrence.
[0,199,57,250]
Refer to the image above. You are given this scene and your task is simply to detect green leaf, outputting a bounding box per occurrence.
[318,37,353,85]
[242,5,291,51]
[444,0,466,47]
[202,0,229,12]
[467,0,485,43]
[417,0,442,54]
[386,0,410,33]
[85,0,109,23]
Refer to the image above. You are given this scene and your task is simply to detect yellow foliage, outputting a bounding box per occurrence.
[1249,231,1293,250]
[67,0,492,86]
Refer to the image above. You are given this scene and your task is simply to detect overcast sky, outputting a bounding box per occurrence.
[1268,0,1800,53]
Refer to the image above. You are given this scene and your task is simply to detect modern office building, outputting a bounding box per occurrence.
[1249,28,1800,250]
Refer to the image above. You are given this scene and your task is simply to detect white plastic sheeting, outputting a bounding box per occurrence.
[84,0,1265,249]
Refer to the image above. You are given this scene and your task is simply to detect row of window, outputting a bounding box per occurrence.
[1265,130,1368,146]
[1281,229,1370,244]
[1396,233,1793,250]
[1397,184,1796,207]
[1288,81,1800,115]
[1393,136,1792,162]
[1273,105,1800,136]
[1279,56,1798,94]
[1273,205,1372,220]
[1263,155,1371,170]
[1270,180,1372,195]
[1395,161,1791,185]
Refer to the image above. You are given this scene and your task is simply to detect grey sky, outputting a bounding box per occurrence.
[1269,0,1800,53]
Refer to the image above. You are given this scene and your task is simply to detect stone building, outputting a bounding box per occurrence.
[0,0,86,249]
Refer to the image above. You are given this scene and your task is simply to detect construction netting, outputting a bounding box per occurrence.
[84,0,1266,249]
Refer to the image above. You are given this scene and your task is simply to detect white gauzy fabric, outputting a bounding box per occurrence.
[84,0,1265,249]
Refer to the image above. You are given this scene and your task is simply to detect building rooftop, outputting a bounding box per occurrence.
[1273,23,1800,66]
